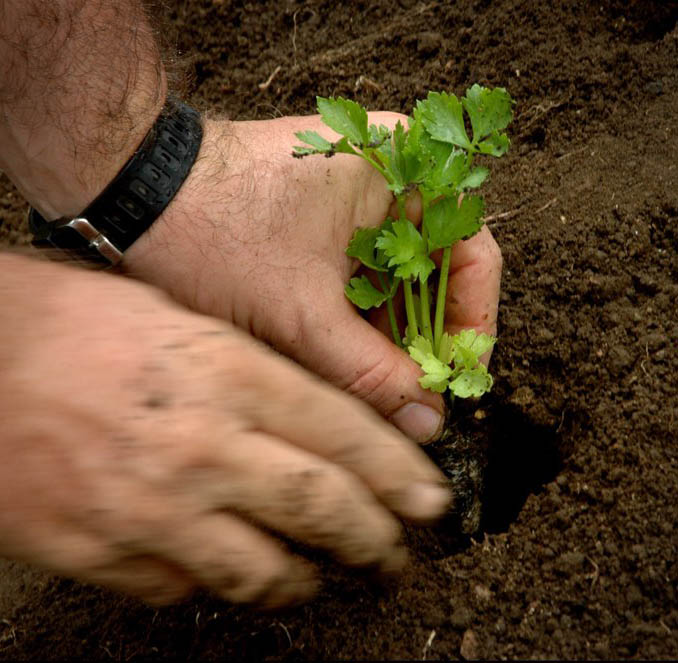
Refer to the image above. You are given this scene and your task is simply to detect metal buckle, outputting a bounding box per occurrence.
[57,217,124,265]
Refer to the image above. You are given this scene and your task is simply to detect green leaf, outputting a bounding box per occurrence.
[368,123,392,147]
[376,219,434,281]
[424,150,468,194]
[294,130,333,152]
[449,364,493,397]
[346,227,388,272]
[458,166,489,189]
[333,136,359,155]
[462,84,513,144]
[437,331,455,364]
[293,134,358,158]
[292,146,321,157]
[317,96,369,147]
[407,335,453,393]
[425,195,485,253]
[394,253,435,281]
[477,131,510,157]
[376,218,426,267]
[374,125,406,195]
[417,91,472,151]
[344,275,388,310]
[452,329,496,365]
[374,121,431,195]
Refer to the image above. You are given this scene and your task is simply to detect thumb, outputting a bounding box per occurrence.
[306,307,446,445]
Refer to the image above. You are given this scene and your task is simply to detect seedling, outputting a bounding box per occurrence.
[293,85,513,398]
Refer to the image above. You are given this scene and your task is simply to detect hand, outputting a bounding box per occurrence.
[124,114,502,443]
[0,255,449,606]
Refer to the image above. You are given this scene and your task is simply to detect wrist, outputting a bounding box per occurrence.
[121,117,233,307]
[28,97,201,266]
[0,0,168,220]
[2,89,166,220]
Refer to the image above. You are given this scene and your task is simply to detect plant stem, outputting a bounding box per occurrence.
[433,246,452,356]
[419,211,433,345]
[377,273,402,348]
[396,194,420,343]
[360,151,388,180]
[397,195,407,223]
[419,276,433,344]
[403,280,418,342]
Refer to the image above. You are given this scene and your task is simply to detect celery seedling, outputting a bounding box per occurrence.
[293,85,513,398]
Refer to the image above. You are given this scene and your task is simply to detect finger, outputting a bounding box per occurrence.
[444,225,502,364]
[195,430,405,571]
[237,343,451,523]
[8,525,194,606]
[85,555,195,606]
[386,190,423,225]
[290,284,446,445]
[155,511,318,609]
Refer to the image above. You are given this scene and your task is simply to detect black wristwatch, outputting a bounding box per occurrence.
[28,97,203,266]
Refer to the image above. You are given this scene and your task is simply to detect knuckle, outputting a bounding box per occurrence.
[344,355,398,409]
[278,466,399,566]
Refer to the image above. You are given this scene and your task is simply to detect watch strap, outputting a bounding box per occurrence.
[28,97,202,266]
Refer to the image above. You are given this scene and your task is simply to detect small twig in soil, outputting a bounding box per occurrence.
[585,555,600,593]
[258,65,282,91]
[659,620,672,635]
[556,409,566,433]
[354,75,383,94]
[274,621,293,648]
[484,197,557,226]
[100,644,115,660]
[556,146,588,161]
[534,197,558,214]
[483,208,522,224]
[518,98,568,132]
[291,9,300,66]
[640,343,652,379]
[422,630,436,660]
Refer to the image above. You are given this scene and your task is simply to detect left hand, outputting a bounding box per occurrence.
[124,113,502,444]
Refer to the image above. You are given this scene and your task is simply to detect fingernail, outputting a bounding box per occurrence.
[400,482,452,522]
[391,403,444,444]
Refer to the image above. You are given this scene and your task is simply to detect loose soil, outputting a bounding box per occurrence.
[1,0,677,659]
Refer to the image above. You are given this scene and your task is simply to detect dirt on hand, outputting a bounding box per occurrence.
[1,0,676,659]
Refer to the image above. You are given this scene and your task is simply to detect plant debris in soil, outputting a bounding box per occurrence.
[1,0,677,660]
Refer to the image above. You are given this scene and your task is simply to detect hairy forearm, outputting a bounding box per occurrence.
[0,0,167,219]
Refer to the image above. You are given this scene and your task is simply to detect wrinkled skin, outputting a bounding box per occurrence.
[0,255,450,607]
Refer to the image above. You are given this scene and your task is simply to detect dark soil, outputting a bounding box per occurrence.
[1,0,677,659]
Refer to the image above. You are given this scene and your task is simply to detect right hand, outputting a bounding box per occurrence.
[0,255,450,607]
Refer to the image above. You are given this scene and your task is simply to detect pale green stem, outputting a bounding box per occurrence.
[433,246,452,356]
[397,195,407,222]
[419,276,433,345]
[360,151,388,180]
[397,195,419,343]
[403,280,418,342]
[377,273,402,348]
[419,213,433,345]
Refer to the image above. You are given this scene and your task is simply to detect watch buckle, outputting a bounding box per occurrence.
[58,217,124,265]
